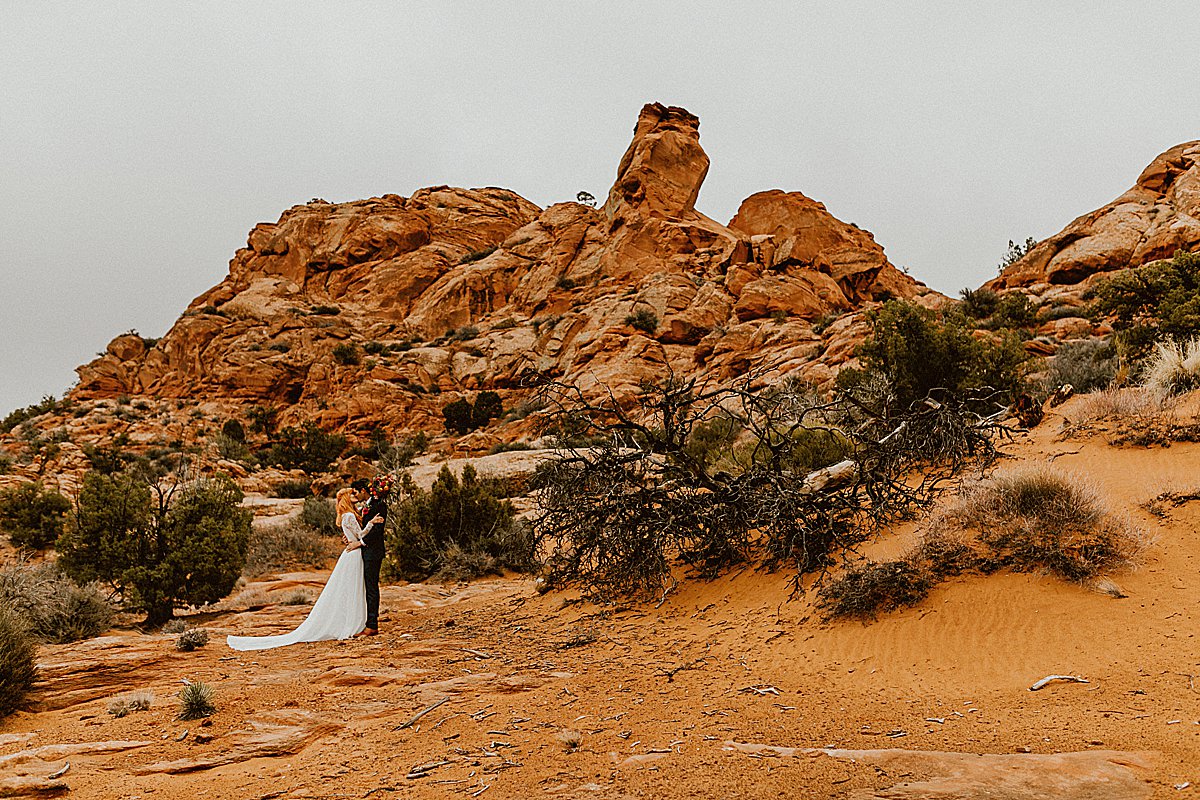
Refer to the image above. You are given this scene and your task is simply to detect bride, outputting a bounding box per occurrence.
[226,486,381,651]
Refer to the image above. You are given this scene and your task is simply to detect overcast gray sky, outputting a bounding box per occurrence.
[3,1,1198,415]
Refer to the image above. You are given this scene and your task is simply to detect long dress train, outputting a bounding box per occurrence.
[226,512,368,650]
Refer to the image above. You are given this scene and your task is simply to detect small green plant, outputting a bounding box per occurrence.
[268,343,291,353]
[161,619,187,634]
[556,276,578,290]
[487,441,533,455]
[997,236,1038,273]
[459,246,497,264]
[177,681,216,720]
[332,343,360,365]
[0,482,71,550]
[625,308,658,334]
[175,628,209,651]
[363,341,386,355]
[0,607,37,719]
[310,304,341,315]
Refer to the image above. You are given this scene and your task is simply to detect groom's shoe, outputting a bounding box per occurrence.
[354,628,379,638]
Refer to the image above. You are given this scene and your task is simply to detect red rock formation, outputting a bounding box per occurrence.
[992,140,1200,289]
[64,102,930,446]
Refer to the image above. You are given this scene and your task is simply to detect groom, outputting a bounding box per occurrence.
[353,475,394,637]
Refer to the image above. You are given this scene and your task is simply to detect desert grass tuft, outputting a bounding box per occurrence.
[161,619,187,635]
[108,690,154,717]
[278,589,312,606]
[177,681,216,720]
[1142,336,1200,397]
[1071,387,1174,424]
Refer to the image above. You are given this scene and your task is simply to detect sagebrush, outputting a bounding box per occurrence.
[0,559,112,643]
[0,606,36,718]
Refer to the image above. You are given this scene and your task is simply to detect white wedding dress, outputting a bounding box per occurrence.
[226,512,370,651]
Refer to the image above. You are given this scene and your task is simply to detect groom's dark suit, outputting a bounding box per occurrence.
[360,496,388,631]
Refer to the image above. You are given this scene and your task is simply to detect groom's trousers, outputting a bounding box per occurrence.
[361,552,383,630]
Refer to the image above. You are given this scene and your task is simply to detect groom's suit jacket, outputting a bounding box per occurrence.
[360,496,388,557]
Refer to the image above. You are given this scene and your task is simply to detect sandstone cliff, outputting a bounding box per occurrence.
[69,103,929,443]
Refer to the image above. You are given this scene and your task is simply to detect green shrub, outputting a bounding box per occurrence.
[363,341,386,355]
[487,441,533,455]
[271,479,312,499]
[0,395,60,435]
[244,521,332,576]
[178,681,216,720]
[310,304,341,315]
[443,393,504,435]
[259,424,346,474]
[840,300,1030,411]
[683,417,743,470]
[959,287,1000,319]
[986,293,1037,330]
[0,607,36,719]
[213,433,250,462]
[1095,250,1200,359]
[82,443,134,475]
[383,465,536,581]
[459,246,497,264]
[0,453,11,474]
[625,309,658,334]
[162,619,187,634]
[0,482,71,550]
[332,342,360,366]
[442,398,475,435]
[1044,339,1117,393]
[299,496,336,532]
[473,391,503,428]
[247,405,279,435]
[556,276,577,290]
[57,472,251,625]
[221,419,246,443]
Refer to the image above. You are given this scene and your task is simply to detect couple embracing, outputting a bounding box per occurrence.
[227,475,395,651]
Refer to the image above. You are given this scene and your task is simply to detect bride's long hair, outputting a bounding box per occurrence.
[335,487,359,521]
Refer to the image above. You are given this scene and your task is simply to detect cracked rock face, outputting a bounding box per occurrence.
[993,140,1200,290]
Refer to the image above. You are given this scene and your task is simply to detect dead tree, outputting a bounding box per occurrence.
[530,373,1009,601]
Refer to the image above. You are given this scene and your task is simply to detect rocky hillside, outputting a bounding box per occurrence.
[991,140,1200,291]
[71,103,929,439]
